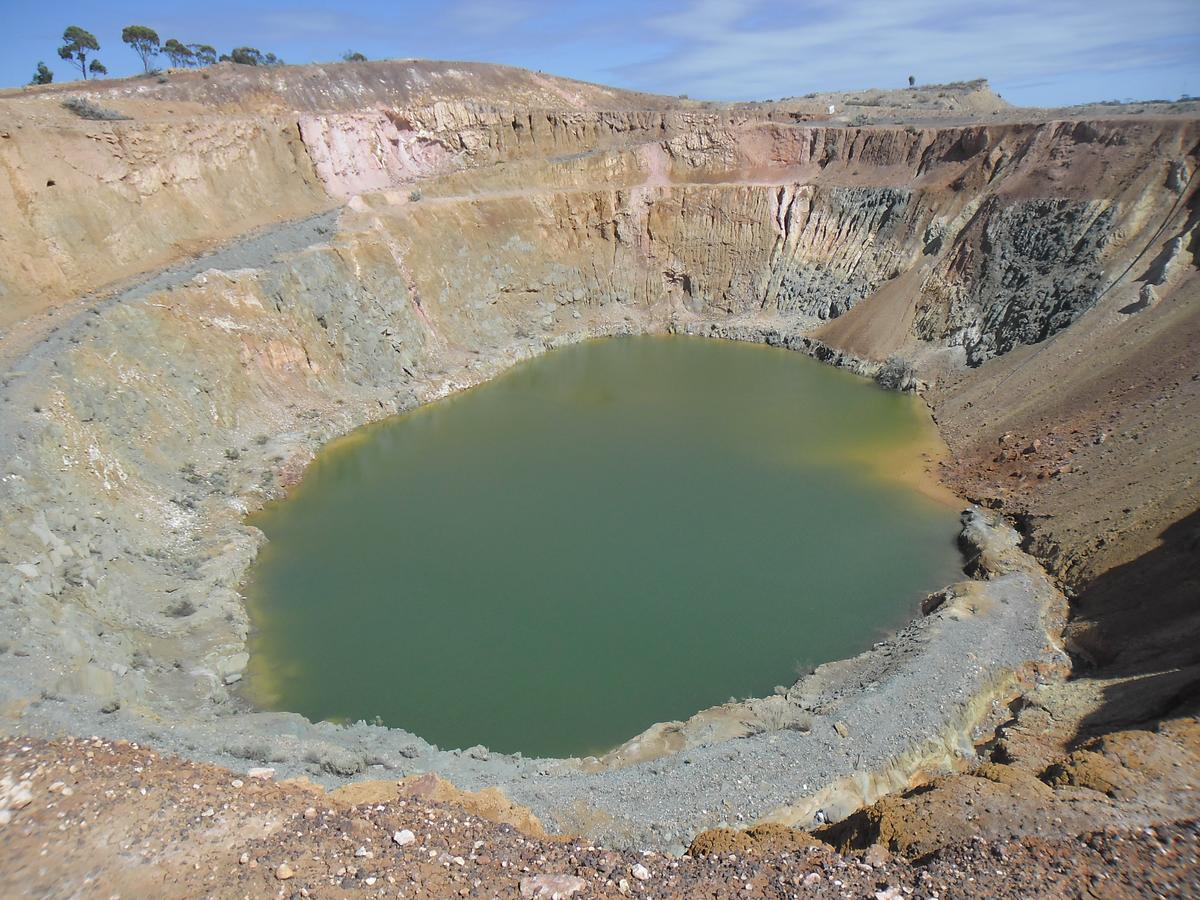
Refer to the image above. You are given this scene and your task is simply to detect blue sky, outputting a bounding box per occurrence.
[1,0,1197,105]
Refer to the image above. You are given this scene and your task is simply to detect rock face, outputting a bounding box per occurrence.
[914,196,1115,363]
[0,60,1197,852]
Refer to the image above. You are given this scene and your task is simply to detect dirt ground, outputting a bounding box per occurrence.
[1,736,1197,898]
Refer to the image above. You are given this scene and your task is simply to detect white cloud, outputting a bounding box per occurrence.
[448,1,540,36]
[632,0,1200,99]
[256,11,349,38]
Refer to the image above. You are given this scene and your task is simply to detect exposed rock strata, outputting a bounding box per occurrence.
[0,61,1197,852]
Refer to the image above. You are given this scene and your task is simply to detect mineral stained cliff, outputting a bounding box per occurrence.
[0,60,1197,884]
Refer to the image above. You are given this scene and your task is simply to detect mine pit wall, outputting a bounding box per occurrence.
[0,117,330,327]
[0,109,1196,845]
[6,102,1192,331]
[0,104,750,324]
[319,114,1198,369]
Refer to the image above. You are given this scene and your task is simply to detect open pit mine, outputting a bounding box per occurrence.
[0,61,1197,896]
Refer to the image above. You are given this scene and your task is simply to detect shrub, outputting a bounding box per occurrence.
[61,96,130,120]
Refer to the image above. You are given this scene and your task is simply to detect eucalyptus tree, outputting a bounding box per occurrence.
[122,25,161,72]
[163,39,194,68]
[57,26,100,80]
[230,47,263,66]
[188,44,217,66]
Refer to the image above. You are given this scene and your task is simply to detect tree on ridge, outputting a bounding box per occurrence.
[230,47,263,66]
[57,26,100,80]
[122,25,161,73]
[229,47,284,66]
[189,44,217,66]
[31,61,54,85]
[163,39,194,68]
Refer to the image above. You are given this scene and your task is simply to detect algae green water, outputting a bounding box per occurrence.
[244,336,963,758]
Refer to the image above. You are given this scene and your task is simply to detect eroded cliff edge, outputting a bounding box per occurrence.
[0,61,1196,852]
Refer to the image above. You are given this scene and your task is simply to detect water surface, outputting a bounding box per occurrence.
[244,336,962,757]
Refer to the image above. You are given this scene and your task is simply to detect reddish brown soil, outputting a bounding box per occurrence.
[2,737,1197,898]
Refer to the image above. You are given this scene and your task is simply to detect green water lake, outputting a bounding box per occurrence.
[243,335,963,758]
